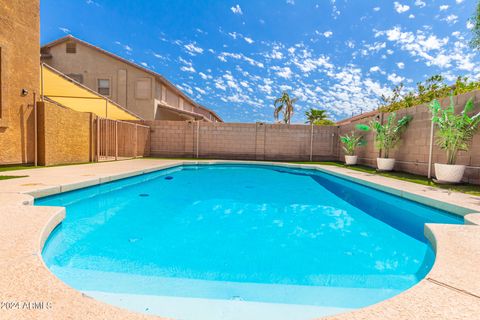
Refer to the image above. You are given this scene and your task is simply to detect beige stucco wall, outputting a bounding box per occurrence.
[37,101,93,166]
[43,42,157,119]
[0,0,39,164]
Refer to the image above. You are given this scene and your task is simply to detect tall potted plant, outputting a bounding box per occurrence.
[429,97,480,183]
[340,125,368,165]
[367,112,412,171]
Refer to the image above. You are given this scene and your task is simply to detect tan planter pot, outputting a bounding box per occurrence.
[345,155,358,165]
[434,163,465,184]
[377,158,395,171]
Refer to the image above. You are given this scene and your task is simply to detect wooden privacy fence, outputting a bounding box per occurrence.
[95,117,150,161]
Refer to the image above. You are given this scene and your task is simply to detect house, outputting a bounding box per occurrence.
[0,0,39,164]
[40,35,222,122]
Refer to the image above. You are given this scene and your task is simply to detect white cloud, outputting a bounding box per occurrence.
[373,7,380,12]
[439,5,449,11]
[58,27,70,34]
[230,4,243,15]
[114,41,133,52]
[396,62,405,69]
[443,14,458,24]
[292,55,334,73]
[409,14,415,19]
[264,47,284,59]
[414,0,426,8]
[198,72,212,80]
[244,37,254,44]
[180,66,196,73]
[369,66,381,72]
[394,2,410,13]
[218,52,264,68]
[467,21,475,29]
[376,26,477,73]
[456,0,464,3]
[195,87,206,95]
[184,43,204,55]
[286,0,295,4]
[387,73,405,84]
[271,66,293,79]
[323,31,333,38]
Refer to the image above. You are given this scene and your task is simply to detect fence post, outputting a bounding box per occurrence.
[96,117,100,162]
[115,121,118,160]
[309,124,314,162]
[106,120,109,159]
[134,124,138,158]
[427,119,435,179]
[196,121,200,159]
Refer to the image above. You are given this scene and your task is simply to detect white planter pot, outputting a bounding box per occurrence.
[377,158,395,171]
[345,155,358,165]
[434,163,465,184]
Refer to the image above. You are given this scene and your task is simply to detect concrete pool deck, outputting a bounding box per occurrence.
[0,158,479,319]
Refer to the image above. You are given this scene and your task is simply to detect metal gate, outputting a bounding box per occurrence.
[94,117,150,162]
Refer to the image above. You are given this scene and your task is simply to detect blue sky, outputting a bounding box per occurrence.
[41,0,478,123]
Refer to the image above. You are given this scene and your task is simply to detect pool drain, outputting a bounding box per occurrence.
[139,193,149,197]
[165,176,173,180]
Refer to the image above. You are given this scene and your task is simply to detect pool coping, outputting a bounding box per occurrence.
[0,159,479,319]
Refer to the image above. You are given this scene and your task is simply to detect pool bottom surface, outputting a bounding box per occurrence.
[39,164,461,320]
[84,291,351,320]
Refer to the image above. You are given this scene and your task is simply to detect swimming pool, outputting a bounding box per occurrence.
[38,164,462,320]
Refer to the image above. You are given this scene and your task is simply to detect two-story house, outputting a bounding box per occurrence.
[40,35,222,122]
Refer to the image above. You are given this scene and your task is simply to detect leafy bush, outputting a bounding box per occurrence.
[305,108,335,125]
[429,97,480,165]
[313,119,336,126]
[379,75,480,113]
[363,113,412,158]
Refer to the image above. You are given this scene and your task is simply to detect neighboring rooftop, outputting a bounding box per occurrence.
[336,109,379,125]
[41,35,222,122]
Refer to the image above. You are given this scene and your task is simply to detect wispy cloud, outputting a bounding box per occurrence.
[230,4,243,15]
[394,2,410,13]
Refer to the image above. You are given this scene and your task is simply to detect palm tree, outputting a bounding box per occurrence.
[305,108,328,124]
[274,92,297,124]
[470,1,480,50]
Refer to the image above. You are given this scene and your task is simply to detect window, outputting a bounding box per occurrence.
[97,79,110,96]
[66,42,76,54]
[67,73,83,84]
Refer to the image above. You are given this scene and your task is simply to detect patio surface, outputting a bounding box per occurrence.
[0,158,479,319]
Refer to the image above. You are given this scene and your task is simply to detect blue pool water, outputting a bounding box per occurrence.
[38,164,462,320]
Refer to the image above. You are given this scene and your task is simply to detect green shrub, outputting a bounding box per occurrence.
[429,96,480,165]
[379,75,480,113]
[366,113,412,158]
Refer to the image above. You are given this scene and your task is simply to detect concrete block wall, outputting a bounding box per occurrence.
[146,120,339,161]
[147,90,480,184]
[338,90,480,184]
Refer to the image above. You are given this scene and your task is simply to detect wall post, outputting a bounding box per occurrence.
[427,119,435,179]
[196,121,200,159]
[134,124,138,158]
[115,121,118,160]
[309,124,314,161]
